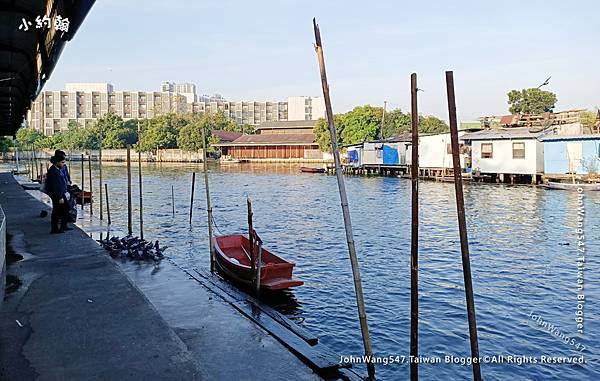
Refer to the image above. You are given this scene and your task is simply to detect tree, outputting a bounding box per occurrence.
[382,109,411,138]
[340,105,382,145]
[138,113,185,151]
[580,110,598,132]
[313,115,345,152]
[177,115,213,152]
[15,128,43,146]
[96,112,136,149]
[507,88,557,114]
[419,115,449,134]
[0,137,12,154]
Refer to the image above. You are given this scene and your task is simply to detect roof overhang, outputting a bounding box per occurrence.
[0,0,96,136]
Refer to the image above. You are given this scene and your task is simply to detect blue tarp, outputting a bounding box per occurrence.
[383,145,399,165]
[348,149,359,163]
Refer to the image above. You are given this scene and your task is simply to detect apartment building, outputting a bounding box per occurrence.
[27,83,322,136]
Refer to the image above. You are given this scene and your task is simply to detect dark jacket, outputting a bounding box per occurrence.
[62,164,71,184]
[46,165,68,201]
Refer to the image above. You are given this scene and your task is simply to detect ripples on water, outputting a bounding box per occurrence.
[51,162,599,380]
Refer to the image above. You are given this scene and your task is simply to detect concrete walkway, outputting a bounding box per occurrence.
[0,173,326,381]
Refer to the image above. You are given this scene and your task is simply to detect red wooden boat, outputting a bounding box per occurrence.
[213,234,303,290]
[300,166,325,173]
[74,191,93,205]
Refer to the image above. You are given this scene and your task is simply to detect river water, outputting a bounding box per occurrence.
[19,161,600,380]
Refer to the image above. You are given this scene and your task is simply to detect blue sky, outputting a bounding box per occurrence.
[46,0,600,121]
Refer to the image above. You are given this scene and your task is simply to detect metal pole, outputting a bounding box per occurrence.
[410,72,419,381]
[81,154,85,210]
[104,183,111,225]
[380,100,387,140]
[99,123,103,220]
[88,154,93,215]
[445,71,482,381]
[189,172,196,224]
[313,19,375,380]
[201,126,215,272]
[138,149,144,241]
[126,145,132,236]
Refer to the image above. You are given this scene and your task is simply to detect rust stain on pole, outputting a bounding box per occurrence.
[313,18,375,380]
[446,70,482,381]
[410,72,419,381]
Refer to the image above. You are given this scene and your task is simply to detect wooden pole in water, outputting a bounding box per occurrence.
[410,72,419,381]
[88,154,93,215]
[189,172,196,224]
[81,154,85,210]
[126,145,132,236]
[201,126,215,272]
[247,197,255,286]
[445,71,482,381]
[99,122,104,220]
[171,185,175,216]
[313,19,375,380]
[138,148,144,241]
[104,183,111,225]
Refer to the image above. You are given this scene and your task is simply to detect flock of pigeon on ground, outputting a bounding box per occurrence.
[97,235,167,261]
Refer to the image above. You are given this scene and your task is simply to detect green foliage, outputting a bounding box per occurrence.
[419,115,449,134]
[313,116,345,152]
[97,112,137,149]
[507,88,557,114]
[382,109,411,138]
[0,137,12,153]
[177,115,210,152]
[340,105,382,145]
[138,113,186,151]
[580,110,597,132]
[16,128,43,146]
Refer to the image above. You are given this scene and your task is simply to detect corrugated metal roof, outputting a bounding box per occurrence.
[538,134,600,142]
[256,120,318,129]
[212,130,242,142]
[215,133,316,146]
[461,128,543,140]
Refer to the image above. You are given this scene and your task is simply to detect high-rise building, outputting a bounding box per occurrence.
[287,96,326,121]
[27,83,321,136]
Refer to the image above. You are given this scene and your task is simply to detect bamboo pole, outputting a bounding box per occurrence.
[126,145,132,236]
[445,71,482,381]
[105,183,111,225]
[201,127,215,272]
[88,154,93,215]
[138,148,144,241]
[410,73,419,381]
[313,19,375,380]
[255,239,262,297]
[99,123,104,220]
[81,154,85,210]
[189,172,196,224]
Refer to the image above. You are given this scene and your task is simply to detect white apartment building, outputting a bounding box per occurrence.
[287,96,326,121]
[27,83,322,136]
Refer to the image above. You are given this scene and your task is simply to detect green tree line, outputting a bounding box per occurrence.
[13,110,251,152]
[314,105,449,151]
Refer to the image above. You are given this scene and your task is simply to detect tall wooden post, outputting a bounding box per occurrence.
[410,73,419,381]
[189,172,196,224]
[126,145,132,236]
[247,197,255,282]
[81,154,85,210]
[445,71,482,381]
[99,123,104,220]
[201,126,215,272]
[88,154,93,215]
[105,183,111,225]
[313,19,375,380]
[138,148,144,241]
[171,185,175,216]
